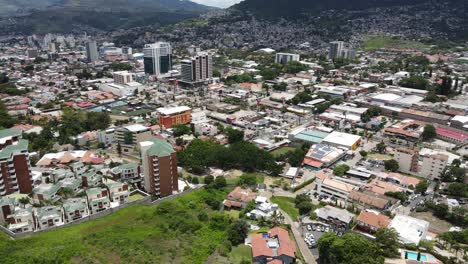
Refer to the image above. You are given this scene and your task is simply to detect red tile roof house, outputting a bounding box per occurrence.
[355,210,390,235]
[252,227,296,264]
[223,187,256,210]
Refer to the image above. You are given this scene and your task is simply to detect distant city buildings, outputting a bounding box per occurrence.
[329,41,355,60]
[143,42,172,76]
[140,139,178,196]
[275,52,300,64]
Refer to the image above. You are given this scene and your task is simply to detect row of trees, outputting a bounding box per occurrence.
[318,228,401,264]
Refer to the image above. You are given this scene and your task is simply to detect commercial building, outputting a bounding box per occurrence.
[85,40,99,63]
[252,227,296,264]
[140,139,178,196]
[383,120,424,141]
[394,148,419,174]
[115,124,152,153]
[0,129,33,196]
[436,127,468,144]
[143,42,172,76]
[389,215,429,245]
[316,174,357,201]
[348,190,396,211]
[322,131,361,150]
[315,205,354,227]
[180,52,213,86]
[275,53,300,64]
[302,144,345,170]
[157,106,192,128]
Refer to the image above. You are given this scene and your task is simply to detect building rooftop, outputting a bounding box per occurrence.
[142,138,175,158]
[315,205,354,224]
[357,210,390,229]
[322,131,361,148]
[124,124,149,133]
[0,139,28,159]
[389,215,429,245]
[157,106,191,116]
[0,128,22,143]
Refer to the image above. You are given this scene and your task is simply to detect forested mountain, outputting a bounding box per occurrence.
[0,0,215,34]
[231,0,465,18]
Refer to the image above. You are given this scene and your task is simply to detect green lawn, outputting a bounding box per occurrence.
[367,153,393,160]
[271,147,295,158]
[270,196,299,220]
[228,245,252,264]
[363,35,427,51]
[0,189,231,264]
[128,193,144,202]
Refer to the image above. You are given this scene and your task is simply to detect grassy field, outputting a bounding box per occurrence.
[0,189,231,264]
[228,245,252,264]
[270,196,299,220]
[128,193,144,202]
[367,153,393,160]
[270,147,295,158]
[363,36,427,51]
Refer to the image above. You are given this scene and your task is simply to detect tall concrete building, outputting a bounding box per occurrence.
[275,53,300,64]
[329,41,355,60]
[140,139,178,196]
[180,51,213,86]
[420,152,449,180]
[86,40,99,63]
[0,129,33,196]
[143,42,172,76]
[394,148,419,174]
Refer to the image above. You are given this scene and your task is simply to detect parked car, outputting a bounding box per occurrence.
[312,225,316,231]
[307,225,312,231]
[325,227,330,233]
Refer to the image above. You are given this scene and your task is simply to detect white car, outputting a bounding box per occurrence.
[325,227,330,232]
[307,225,312,231]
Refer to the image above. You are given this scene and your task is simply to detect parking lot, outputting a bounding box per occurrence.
[301,222,347,257]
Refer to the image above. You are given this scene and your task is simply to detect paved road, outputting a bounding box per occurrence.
[280,209,318,264]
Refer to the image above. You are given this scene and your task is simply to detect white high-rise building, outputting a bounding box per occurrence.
[143,42,172,76]
[275,53,300,64]
[329,41,355,60]
[180,51,213,85]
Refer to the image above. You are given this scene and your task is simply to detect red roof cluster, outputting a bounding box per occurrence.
[252,227,295,261]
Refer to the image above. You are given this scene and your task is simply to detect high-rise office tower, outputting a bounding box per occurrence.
[139,139,178,196]
[86,40,99,63]
[143,42,172,76]
[329,41,344,60]
[0,129,33,196]
[181,52,213,85]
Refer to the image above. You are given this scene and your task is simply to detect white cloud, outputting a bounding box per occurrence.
[191,0,243,8]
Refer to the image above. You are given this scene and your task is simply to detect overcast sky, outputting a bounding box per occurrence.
[191,0,243,8]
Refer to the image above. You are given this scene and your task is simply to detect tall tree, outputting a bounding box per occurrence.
[375,228,400,258]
